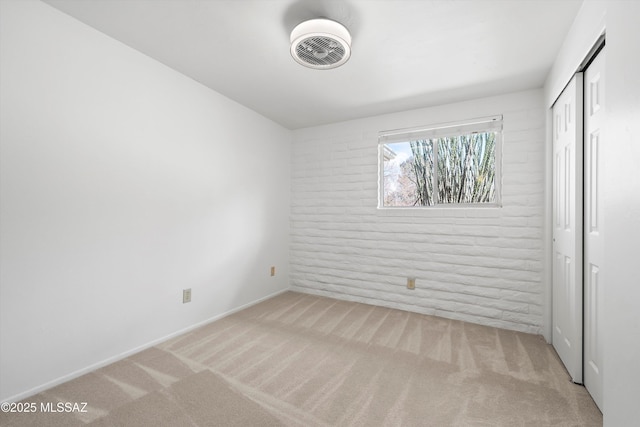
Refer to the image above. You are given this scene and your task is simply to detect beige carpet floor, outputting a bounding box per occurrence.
[1,291,602,426]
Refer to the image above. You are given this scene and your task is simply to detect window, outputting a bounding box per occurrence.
[379,116,502,208]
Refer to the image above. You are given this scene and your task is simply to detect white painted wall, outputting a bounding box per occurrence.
[544,1,640,423]
[0,0,290,402]
[291,90,546,334]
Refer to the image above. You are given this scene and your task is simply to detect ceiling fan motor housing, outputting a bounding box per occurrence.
[290,18,352,69]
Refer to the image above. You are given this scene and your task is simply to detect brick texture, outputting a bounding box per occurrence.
[290,90,546,334]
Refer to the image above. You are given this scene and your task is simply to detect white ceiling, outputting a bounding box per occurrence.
[43,0,582,129]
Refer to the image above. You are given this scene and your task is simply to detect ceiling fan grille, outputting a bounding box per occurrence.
[294,36,346,68]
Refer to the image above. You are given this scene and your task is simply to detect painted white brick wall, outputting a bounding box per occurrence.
[291,90,546,334]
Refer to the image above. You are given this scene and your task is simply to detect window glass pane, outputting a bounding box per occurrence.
[437,132,496,204]
[382,140,434,207]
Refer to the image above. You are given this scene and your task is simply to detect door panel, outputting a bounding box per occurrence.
[584,49,605,410]
[552,74,583,384]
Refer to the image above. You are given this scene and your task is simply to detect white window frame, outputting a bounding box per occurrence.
[378,115,503,208]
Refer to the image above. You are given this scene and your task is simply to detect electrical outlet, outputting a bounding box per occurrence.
[183,288,192,303]
[407,278,416,290]
[270,266,276,276]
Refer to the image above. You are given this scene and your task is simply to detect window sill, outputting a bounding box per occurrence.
[375,204,502,218]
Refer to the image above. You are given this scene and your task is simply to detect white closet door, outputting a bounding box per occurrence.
[552,73,583,384]
[584,49,605,411]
